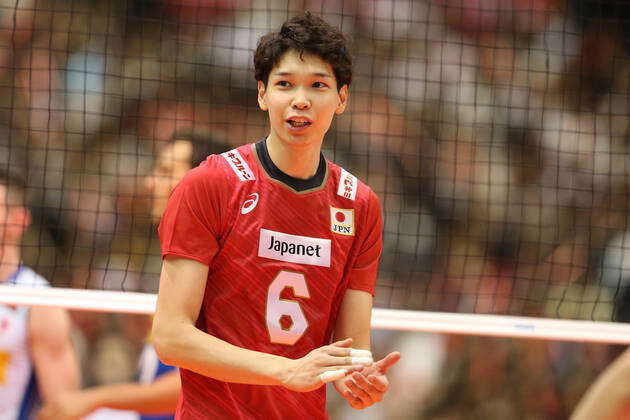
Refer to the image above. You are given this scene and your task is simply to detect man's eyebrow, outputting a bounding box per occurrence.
[272,71,333,78]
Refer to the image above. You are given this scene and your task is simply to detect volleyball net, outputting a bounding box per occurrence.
[1,0,630,342]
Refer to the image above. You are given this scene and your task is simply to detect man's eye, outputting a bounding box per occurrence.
[313,82,328,88]
[277,81,291,87]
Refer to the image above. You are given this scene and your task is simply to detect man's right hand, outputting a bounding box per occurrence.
[280,338,373,392]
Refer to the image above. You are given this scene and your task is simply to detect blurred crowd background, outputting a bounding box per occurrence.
[2,0,630,418]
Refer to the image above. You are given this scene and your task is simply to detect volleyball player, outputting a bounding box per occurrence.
[152,11,400,419]
[0,167,79,419]
[39,342,179,420]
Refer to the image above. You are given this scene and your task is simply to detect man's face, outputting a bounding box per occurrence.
[257,49,348,148]
[144,140,193,222]
[0,184,29,248]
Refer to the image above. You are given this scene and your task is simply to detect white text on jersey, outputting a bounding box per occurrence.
[222,149,255,181]
[337,168,357,200]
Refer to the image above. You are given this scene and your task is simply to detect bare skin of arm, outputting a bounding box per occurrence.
[39,370,180,420]
[151,257,365,392]
[571,348,630,420]
[332,289,401,410]
[29,306,80,404]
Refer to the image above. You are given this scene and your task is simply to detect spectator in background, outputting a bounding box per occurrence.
[0,163,79,418]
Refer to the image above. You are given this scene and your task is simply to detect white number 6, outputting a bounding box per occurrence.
[266,270,310,345]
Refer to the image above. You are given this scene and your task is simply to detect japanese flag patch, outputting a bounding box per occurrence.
[330,206,354,236]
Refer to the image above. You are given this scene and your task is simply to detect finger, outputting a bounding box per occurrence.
[343,389,365,410]
[367,374,388,393]
[326,347,373,360]
[350,349,373,358]
[352,372,379,395]
[345,376,373,405]
[326,355,373,367]
[329,338,353,348]
[374,351,401,373]
[319,369,347,383]
[324,364,364,375]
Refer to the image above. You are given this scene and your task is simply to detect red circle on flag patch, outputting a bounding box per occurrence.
[335,211,345,223]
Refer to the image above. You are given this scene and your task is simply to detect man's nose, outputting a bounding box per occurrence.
[291,87,311,110]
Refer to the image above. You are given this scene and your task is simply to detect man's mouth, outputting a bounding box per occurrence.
[286,119,312,128]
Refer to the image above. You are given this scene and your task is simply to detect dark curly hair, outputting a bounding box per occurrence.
[253,11,352,90]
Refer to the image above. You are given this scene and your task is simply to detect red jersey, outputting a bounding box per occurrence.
[158,140,383,420]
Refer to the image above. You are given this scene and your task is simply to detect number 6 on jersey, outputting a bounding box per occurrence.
[266,270,310,345]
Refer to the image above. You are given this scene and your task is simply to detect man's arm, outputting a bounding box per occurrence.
[571,348,630,420]
[152,257,365,392]
[29,306,80,402]
[39,370,180,420]
[333,289,400,410]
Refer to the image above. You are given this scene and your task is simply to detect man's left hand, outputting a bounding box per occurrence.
[334,351,401,410]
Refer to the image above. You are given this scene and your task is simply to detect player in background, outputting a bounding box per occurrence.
[39,340,178,420]
[39,130,234,420]
[0,166,79,419]
[152,11,400,419]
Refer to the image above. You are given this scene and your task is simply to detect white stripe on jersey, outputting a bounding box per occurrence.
[337,168,357,201]
[221,149,255,181]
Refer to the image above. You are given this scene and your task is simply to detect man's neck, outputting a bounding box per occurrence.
[0,246,20,283]
[266,133,322,180]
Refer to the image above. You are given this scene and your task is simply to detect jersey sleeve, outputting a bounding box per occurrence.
[158,157,227,266]
[346,189,383,295]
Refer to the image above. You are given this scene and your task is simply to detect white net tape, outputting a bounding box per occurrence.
[2,285,629,344]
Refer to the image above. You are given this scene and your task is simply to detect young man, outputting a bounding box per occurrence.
[0,167,79,419]
[152,12,400,419]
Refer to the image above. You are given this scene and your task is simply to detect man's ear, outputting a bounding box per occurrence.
[335,84,349,115]
[257,81,268,111]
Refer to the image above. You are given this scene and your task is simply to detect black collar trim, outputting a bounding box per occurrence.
[255,138,327,192]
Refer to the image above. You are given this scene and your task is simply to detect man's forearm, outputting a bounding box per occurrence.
[82,371,180,414]
[571,350,630,420]
[153,321,291,386]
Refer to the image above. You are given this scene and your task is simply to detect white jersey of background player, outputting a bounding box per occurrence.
[0,168,79,419]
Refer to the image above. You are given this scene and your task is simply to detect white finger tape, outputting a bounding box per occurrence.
[319,369,347,383]
[351,357,373,365]
[349,349,373,358]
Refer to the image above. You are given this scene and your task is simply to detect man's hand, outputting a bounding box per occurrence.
[334,351,401,410]
[280,338,373,393]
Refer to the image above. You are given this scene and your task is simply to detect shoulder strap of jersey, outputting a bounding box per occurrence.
[221,147,256,181]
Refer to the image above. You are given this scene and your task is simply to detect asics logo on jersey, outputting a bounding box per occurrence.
[258,229,331,267]
[241,193,259,214]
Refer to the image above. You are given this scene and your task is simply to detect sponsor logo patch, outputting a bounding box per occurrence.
[337,168,357,200]
[330,207,354,236]
[258,229,331,267]
[222,149,255,181]
[241,193,259,214]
